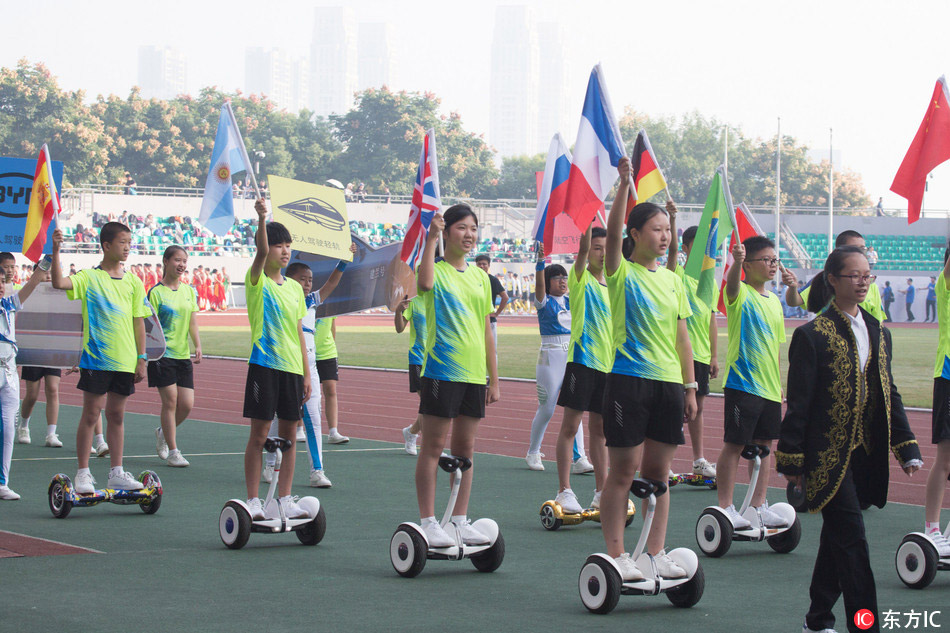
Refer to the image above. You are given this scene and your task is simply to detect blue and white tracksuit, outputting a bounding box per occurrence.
[0,295,22,487]
[267,292,324,471]
[527,295,585,459]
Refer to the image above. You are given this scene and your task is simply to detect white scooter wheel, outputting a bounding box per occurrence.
[696,509,733,557]
[896,534,938,589]
[391,526,427,578]
[578,556,621,614]
[220,501,251,550]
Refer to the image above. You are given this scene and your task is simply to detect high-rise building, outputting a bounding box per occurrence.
[311,6,358,117]
[358,22,394,91]
[245,48,310,113]
[137,46,187,100]
[490,6,540,158]
[536,22,572,154]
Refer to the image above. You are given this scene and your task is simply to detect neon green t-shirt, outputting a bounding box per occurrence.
[404,296,427,367]
[934,274,950,379]
[67,268,152,373]
[674,265,719,365]
[313,317,337,361]
[723,282,786,402]
[421,259,492,384]
[801,281,884,323]
[246,270,306,375]
[607,260,691,383]
[147,283,198,360]
[567,267,613,374]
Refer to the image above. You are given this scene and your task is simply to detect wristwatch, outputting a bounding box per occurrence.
[683,381,699,391]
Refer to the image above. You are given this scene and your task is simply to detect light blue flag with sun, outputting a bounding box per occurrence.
[198,103,250,236]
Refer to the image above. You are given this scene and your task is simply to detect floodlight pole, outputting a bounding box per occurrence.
[828,128,834,256]
[775,117,781,281]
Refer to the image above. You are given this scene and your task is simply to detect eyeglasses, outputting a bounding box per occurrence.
[550,275,568,281]
[747,257,779,265]
[835,274,877,284]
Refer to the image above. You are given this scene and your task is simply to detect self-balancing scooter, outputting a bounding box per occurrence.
[48,471,162,518]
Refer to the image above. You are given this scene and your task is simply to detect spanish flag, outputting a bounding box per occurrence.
[630,129,668,202]
[23,144,59,262]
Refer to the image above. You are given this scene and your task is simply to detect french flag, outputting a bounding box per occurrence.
[532,133,572,254]
[563,64,627,232]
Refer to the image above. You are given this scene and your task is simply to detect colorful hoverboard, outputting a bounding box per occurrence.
[48,471,163,518]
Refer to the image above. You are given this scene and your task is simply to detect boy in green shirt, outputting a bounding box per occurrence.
[719,235,787,529]
[50,223,152,493]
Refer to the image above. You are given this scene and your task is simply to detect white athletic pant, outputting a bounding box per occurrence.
[0,361,19,487]
[528,342,585,459]
[266,366,323,471]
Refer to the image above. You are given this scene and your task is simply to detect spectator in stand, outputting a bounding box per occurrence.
[867,244,878,268]
[123,172,137,195]
[900,278,916,322]
[383,185,391,203]
[356,182,366,203]
[344,183,354,202]
[927,275,938,323]
[882,281,894,322]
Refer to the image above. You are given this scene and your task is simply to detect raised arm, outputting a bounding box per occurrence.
[49,229,73,291]
[534,243,546,304]
[605,157,631,276]
[782,264,803,307]
[575,223,592,279]
[417,213,444,293]
[248,199,269,286]
[318,242,358,302]
[16,264,47,303]
[665,200,679,272]
[394,296,410,333]
[725,239,745,302]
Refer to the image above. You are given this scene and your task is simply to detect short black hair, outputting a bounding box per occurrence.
[475,254,491,264]
[682,226,698,247]
[0,252,14,264]
[743,235,775,259]
[100,222,132,245]
[285,262,312,278]
[266,221,293,245]
[591,227,607,240]
[835,230,864,248]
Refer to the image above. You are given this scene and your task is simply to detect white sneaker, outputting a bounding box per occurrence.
[155,428,168,460]
[555,488,584,514]
[107,470,144,491]
[0,485,20,500]
[309,469,332,488]
[45,433,63,448]
[572,456,595,474]
[654,550,687,579]
[247,497,265,520]
[95,440,110,457]
[402,426,418,456]
[692,458,717,478]
[166,450,190,467]
[927,529,950,558]
[525,452,545,471]
[327,430,349,444]
[756,502,788,528]
[296,428,306,442]
[423,520,456,547]
[590,490,602,511]
[723,504,752,529]
[16,427,30,444]
[613,552,645,581]
[452,518,490,545]
[262,463,275,484]
[74,470,96,494]
[279,495,309,519]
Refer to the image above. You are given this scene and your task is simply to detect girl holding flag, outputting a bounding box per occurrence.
[599,157,697,581]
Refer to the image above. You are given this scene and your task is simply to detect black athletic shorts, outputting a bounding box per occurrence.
[722,387,782,444]
[556,362,606,414]
[602,373,686,447]
[21,366,62,382]
[77,368,135,396]
[418,376,486,419]
[932,377,950,443]
[316,357,339,383]
[694,361,710,397]
[243,363,304,422]
[147,357,194,389]
[409,364,422,393]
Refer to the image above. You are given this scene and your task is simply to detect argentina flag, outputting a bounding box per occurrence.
[199,103,251,236]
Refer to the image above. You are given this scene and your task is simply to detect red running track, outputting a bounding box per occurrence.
[42,357,944,509]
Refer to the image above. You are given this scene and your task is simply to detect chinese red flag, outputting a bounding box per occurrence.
[891,76,950,224]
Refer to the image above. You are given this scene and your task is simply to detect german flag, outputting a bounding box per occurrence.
[23,144,59,263]
[630,129,667,202]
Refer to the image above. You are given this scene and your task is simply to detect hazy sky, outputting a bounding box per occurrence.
[5,0,950,211]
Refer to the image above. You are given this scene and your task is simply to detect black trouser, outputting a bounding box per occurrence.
[805,466,878,633]
[926,299,937,322]
[906,302,915,322]
[883,300,893,322]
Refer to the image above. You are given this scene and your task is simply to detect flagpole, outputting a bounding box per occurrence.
[775,117,781,279]
[828,127,834,255]
[42,144,61,230]
[225,101,261,200]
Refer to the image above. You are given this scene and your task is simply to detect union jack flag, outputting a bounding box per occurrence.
[400,128,441,270]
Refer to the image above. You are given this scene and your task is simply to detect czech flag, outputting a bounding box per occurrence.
[630,129,668,202]
[532,133,572,255]
[563,64,627,232]
[23,144,59,263]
